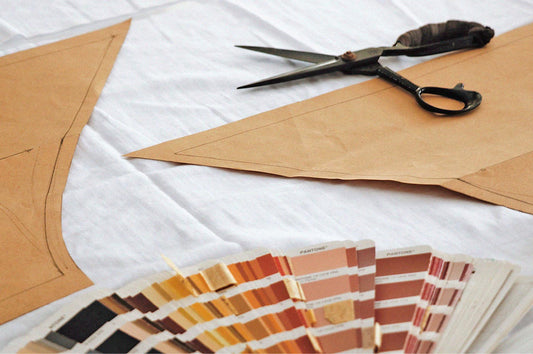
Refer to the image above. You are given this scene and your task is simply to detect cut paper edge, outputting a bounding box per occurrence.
[126,22,533,215]
[0,19,131,324]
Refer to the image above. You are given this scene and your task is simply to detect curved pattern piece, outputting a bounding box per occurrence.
[0,20,130,324]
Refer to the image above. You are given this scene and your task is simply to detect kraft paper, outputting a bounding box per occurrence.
[0,20,130,324]
[127,22,533,215]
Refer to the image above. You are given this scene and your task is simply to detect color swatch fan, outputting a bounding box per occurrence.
[4,241,532,353]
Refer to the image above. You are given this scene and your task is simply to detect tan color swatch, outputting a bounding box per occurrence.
[323,299,355,324]
[0,20,130,324]
[201,263,238,291]
[283,278,306,301]
[127,22,533,215]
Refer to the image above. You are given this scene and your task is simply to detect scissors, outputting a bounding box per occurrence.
[237,20,494,115]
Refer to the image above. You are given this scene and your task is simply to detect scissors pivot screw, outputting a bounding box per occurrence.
[340,51,357,61]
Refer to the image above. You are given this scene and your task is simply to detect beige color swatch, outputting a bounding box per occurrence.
[323,299,355,324]
[0,20,130,324]
[202,263,238,291]
[127,22,533,214]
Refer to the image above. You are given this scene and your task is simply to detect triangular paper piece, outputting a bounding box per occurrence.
[0,20,130,324]
[128,22,533,215]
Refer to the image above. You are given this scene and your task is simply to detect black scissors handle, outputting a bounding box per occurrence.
[374,65,482,115]
[348,21,490,114]
[383,20,494,57]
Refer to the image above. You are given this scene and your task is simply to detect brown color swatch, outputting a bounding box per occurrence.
[127,22,533,215]
[0,20,130,324]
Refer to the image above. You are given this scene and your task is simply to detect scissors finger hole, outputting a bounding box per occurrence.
[415,86,481,115]
[418,93,466,111]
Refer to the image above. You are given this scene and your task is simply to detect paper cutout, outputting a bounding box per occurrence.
[0,20,130,324]
[127,22,533,215]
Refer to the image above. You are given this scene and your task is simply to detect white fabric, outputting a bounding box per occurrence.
[1,0,533,350]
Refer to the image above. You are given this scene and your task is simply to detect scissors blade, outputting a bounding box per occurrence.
[237,58,346,89]
[236,45,336,63]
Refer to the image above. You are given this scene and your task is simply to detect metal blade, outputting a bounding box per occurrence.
[236,45,336,63]
[237,58,346,89]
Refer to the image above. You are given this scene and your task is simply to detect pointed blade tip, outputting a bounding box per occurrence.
[235,45,254,51]
[237,81,266,89]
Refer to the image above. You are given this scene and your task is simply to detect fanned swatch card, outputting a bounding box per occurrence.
[5,241,532,354]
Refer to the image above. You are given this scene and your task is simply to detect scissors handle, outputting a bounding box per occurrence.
[384,20,494,57]
[375,65,482,115]
[414,85,482,115]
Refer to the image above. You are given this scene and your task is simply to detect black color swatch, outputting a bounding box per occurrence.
[95,330,139,353]
[57,301,117,343]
